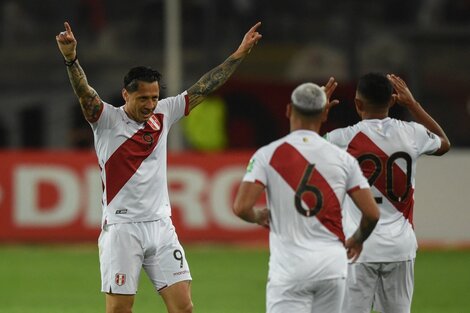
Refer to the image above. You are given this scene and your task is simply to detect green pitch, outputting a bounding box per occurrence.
[0,245,468,313]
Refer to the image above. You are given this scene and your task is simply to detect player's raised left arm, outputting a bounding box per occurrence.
[388,74,450,156]
[186,22,262,112]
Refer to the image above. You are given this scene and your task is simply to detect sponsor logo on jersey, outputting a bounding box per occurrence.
[115,209,128,214]
[426,130,435,139]
[115,273,126,286]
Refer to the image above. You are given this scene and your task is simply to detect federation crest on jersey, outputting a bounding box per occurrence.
[115,273,126,286]
[148,115,161,131]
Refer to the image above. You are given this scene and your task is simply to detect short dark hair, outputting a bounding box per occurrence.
[357,72,393,106]
[124,66,162,92]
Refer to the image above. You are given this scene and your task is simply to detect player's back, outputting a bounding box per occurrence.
[252,129,368,282]
[326,117,441,262]
[265,130,351,244]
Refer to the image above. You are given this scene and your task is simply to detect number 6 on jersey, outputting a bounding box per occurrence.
[295,164,324,217]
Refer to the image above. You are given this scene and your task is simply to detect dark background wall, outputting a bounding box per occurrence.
[0,0,468,149]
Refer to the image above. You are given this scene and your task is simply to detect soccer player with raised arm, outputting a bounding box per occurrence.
[56,21,261,313]
[324,73,451,313]
[233,82,380,313]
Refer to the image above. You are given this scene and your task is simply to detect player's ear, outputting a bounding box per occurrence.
[286,103,292,119]
[122,88,128,102]
[354,97,363,111]
[390,94,398,108]
[321,107,329,123]
[354,97,365,117]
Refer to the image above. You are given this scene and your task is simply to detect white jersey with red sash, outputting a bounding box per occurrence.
[90,92,189,227]
[243,130,369,284]
[325,118,441,262]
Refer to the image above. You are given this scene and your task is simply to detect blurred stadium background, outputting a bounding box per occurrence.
[0,0,469,312]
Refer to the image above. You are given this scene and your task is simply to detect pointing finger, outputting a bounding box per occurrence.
[64,21,72,34]
[248,21,262,33]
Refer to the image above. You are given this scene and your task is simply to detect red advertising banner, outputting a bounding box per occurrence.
[0,150,268,243]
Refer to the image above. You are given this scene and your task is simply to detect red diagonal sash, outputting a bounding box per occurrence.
[104,114,164,205]
[347,132,414,224]
[269,142,345,242]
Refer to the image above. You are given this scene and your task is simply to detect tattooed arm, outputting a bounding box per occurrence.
[65,62,103,123]
[56,22,103,123]
[187,22,262,112]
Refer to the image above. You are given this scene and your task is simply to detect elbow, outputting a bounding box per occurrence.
[434,139,451,156]
[442,139,451,155]
[233,199,254,222]
[372,210,380,225]
[232,199,244,218]
[369,205,380,225]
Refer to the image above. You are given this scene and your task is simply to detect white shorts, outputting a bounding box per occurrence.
[267,277,346,313]
[343,260,414,313]
[98,217,192,295]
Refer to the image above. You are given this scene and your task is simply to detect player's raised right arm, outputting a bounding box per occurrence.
[388,74,450,156]
[56,22,103,123]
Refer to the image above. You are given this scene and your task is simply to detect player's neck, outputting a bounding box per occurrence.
[290,121,321,134]
[289,110,322,134]
[123,105,141,123]
[361,111,389,120]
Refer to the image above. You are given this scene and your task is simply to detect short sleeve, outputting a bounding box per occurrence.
[242,148,268,186]
[324,128,350,150]
[411,122,441,155]
[156,91,189,126]
[89,101,120,130]
[345,154,370,193]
